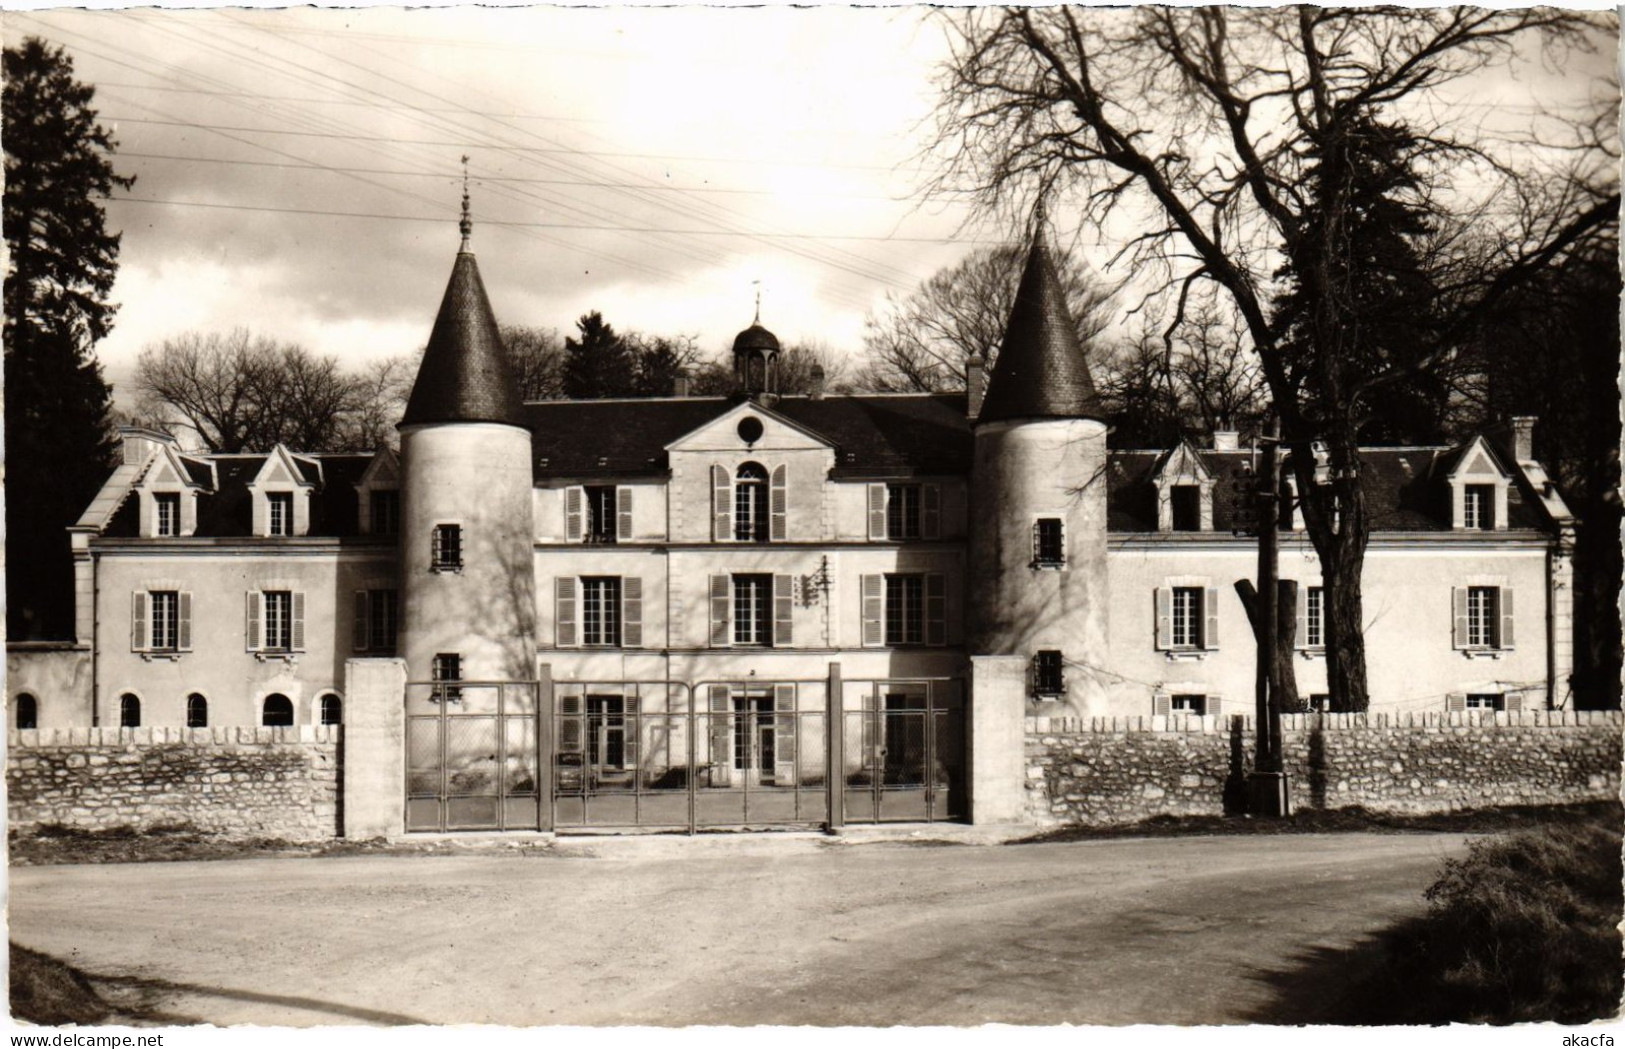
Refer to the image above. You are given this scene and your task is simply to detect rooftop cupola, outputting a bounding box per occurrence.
[400,172,523,429]
[732,286,781,400]
[977,235,1105,426]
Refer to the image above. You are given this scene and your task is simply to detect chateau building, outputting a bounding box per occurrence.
[7,223,1577,831]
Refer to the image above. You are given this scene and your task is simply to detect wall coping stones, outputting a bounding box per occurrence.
[9,725,341,748]
[1024,710,1623,735]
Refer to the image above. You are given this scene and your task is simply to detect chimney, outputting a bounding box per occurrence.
[1510,416,1536,463]
[119,425,176,465]
[673,372,691,398]
[809,364,826,400]
[1210,426,1239,452]
[966,353,987,419]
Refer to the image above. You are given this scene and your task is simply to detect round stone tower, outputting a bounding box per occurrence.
[969,236,1110,716]
[397,216,535,686]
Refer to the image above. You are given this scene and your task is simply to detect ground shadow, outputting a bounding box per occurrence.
[1238,915,1436,1025]
[88,972,431,1026]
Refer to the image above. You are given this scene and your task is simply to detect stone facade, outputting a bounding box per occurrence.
[1025,710,1622,826]
[7,727,341,840]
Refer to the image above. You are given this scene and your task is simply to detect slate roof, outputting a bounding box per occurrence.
[100,454,373,539]
[977,239,1105,425]
[524,393,974,479]
[401,252,524,428]
[1106,447,1549,533]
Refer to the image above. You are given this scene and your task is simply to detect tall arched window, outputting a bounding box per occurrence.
[15,693,37,730]
[186,693,208,728]
[734,462,768,541]
[119,693,141,728]
[319,693,342,726]
[262,693,294,727]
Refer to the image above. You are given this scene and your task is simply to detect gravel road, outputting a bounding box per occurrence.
[7,831,1468,1026]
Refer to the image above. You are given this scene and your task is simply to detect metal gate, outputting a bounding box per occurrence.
[406,675,964,833]
[841,678,964,823]
[405,680,544,832]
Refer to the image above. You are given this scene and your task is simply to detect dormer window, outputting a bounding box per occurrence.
[1464,485,1494,530]
[1170,485,1201,531]
[154,493,180,537]
[370,490,400,537]
[267,493,294,537]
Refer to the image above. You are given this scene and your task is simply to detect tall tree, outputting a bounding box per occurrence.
[855,242,1115,392]
[4,38,133,638]
[933,7,1619,710]
[561,312,635,399]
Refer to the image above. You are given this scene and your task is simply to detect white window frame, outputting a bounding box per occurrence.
[1171,587,1203,649]
[732,574,772,646]
[267,492,294,537]
[884,573,926,646]
[154,493,181,537]
[247,588,305,658]
[1466,586,1499,649]
[1463,484,1494,530]
[131,587,191,658]
[581,576,623,647]
[1304,586,1324,650]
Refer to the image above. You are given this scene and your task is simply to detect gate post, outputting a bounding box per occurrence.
[537,662,555,833]
[826,661,844,831]
[343,658,407,839]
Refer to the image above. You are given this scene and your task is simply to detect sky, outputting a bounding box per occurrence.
[3,4,1617,411]
[4,6,993,401]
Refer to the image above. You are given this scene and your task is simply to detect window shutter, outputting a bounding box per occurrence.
[564,486,584,542]
[431,526,444,568]
[353,591,370,652]
[622,694,640,770]
[709,575,731,647]
[1203,587,1220,650]
[1452,587,1469,649]
[861,575,884,648]
[245,592,261,652]
[774,683,797,775]
[1154,588,1172,650]
[867,484,887,540]
[1206,694,1222,717]
[1501,691,1523,713]
[1152,692,1171,717]
[616,486,634,541]
[556,577,578,647]
[708,685,732,782]
[131,592,149,651]
[770,465,787,541]
[177,592,192,651]
[773,574,793,646]
[1446,692,1467,712]
[712,465,732,541]
[861,690,879,770]
[290,592,306,651]
[925,573,947,646]
[1499,588,1515,650]
[921,484,941,539]
[558,693,584,756]
[621,577,643,648]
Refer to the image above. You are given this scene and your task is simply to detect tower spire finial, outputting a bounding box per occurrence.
[459,155,472,251]
[752,279,762,325]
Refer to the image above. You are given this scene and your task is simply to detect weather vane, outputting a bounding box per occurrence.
[459,155,472,251]
[752,279,762,325]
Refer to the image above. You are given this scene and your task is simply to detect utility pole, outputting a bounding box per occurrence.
[1249,416,1290,817]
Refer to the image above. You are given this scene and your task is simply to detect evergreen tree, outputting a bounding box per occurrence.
[4,38,133,639]
[561,312,635,398]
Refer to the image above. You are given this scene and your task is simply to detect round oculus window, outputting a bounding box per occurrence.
[737,417,764,444]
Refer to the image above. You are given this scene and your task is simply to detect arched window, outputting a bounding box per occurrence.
[734,462,769,541]
[319,693,342,726]
[119,693,141,728]
[186,693,208,729]
[15,693,37,730]
[261,693,294,727]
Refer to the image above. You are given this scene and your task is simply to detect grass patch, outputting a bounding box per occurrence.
[1011,800,1619,844]
[1262,803,1624,1025]
[10,943,113,1025]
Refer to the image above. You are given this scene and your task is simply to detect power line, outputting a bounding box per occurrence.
[109,195,995,244]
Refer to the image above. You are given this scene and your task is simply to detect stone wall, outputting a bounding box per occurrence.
[8,726,341,840]
[1025,710,1622,826]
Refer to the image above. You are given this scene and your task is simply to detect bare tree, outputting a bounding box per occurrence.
[135,329,364,452]
[338,353,418,451]
[855,242,1116,392]
[934,6,1619,710]
[502,325,565,402]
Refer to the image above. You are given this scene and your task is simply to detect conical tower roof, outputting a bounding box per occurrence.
[401,249,523,428]
[977,238,1104,425]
